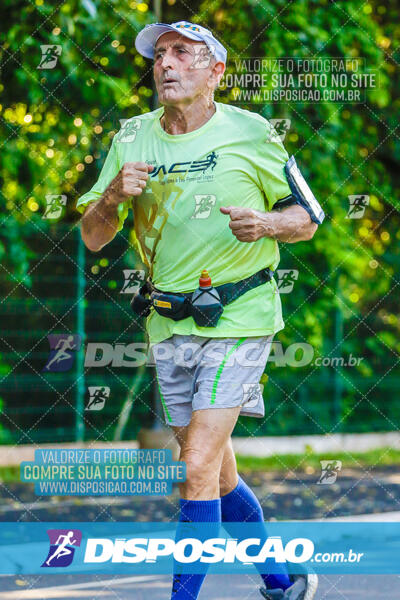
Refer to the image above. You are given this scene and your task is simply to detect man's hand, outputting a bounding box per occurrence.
[81,162,154,252]
[104,162,154,206]
[220,204,318,243]
[220,206,269,242]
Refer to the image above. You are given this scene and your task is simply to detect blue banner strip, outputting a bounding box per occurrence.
[0,522,399,574]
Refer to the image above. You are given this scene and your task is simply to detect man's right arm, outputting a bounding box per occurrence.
[80,162,153,252]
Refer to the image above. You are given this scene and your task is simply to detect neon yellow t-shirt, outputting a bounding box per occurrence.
[76,102,292,345]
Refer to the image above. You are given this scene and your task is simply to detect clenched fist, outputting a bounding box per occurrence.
[104,162,154,206]
[220,205,270,242]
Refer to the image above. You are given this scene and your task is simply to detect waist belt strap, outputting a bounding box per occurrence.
[131,267,275,320]
[215,267,274,305]
[151,267,274,306]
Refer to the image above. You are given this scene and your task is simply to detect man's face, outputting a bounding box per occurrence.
[153,31,220,106]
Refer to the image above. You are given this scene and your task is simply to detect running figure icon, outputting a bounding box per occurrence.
[45,531,77,566]
[44,335,76,371]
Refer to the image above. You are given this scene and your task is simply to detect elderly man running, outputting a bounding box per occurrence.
[77,20,321,600]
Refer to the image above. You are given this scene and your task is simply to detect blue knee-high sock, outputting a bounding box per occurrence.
[171,498,221,599]
[221,476,292,591]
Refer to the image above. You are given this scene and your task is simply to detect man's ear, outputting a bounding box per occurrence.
[209,61,225,89]
[214,61,225,80]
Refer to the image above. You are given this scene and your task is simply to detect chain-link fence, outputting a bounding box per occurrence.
[1,221,399,444]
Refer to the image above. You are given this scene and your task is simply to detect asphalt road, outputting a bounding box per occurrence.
[1,573,400,599]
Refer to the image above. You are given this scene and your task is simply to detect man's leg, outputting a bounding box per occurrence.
[170,406,241,599]
[218,440,292,592]
[192,334,291,592]
[165,333,312,598]
[171,430,292,593]
[179,406,240,498]
[218,437,238,495]
[172,428,238,498]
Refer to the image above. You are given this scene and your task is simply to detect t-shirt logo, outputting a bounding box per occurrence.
[150,151,218,179]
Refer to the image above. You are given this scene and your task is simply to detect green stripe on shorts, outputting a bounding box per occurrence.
[156,372,173,423]
[211,337,247,405]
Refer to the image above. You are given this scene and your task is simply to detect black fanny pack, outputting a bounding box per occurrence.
[131,267,275,328]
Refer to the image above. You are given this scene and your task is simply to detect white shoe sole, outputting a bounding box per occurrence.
[304,573,319,600]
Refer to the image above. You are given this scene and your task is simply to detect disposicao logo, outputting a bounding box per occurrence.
[83,536,314,564]
[42,529,82,567]
[41,531,314,568]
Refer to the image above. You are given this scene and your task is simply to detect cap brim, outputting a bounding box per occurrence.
[135,23,204,59]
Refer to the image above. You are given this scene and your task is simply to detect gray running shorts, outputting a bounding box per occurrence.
[150,334,274,427]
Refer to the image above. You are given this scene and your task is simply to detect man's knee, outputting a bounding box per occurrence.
[181,448,221,491]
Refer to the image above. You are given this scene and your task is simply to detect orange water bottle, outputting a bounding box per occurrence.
[190,269,224,327]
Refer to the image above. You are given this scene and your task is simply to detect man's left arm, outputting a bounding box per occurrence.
[220,204,318,243]
[221,117,321,243]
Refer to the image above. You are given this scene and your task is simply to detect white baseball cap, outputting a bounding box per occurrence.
[135,20,227,65]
